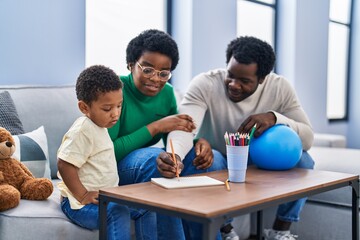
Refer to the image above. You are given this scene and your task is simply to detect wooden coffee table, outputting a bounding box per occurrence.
[99,167,359,240]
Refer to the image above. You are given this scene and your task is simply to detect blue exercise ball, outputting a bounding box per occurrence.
[249,125,302,170]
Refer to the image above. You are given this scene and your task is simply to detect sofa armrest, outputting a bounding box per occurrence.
[313,133,346,148]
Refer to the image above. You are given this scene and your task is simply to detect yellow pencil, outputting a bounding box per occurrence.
[225,179,231,191]
[169,139,180,181]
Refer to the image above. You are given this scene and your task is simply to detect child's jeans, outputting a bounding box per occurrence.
[61,197,157,240]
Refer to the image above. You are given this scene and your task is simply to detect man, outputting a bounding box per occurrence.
[157,36,314,240]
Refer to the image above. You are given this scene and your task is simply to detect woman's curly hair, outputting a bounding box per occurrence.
[126,29,179,71]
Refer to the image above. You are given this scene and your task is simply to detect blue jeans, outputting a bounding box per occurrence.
[246,150,315,222]
[118,147,185,240]
[274,151,315,222]
[118,147,227,240]
[181,150,314,237]
[61,197,157,240]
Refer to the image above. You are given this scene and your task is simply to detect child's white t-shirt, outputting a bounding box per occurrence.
[57,116,119,209]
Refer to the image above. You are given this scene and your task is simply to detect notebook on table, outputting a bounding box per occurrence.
[151,176,225,189]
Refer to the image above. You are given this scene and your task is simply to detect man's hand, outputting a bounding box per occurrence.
[193,138,213,169]
[156,152,184,178]
[237,112,276,137]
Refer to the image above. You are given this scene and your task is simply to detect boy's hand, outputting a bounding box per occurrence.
[80,191,99,205]
[156,152,183,178]
[193,138,213,169]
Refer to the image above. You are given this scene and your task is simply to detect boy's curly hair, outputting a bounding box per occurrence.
[126,29,179,71]
[76,65,123,105]
[226,36,275,79]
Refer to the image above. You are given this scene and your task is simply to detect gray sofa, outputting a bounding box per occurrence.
[0,85,96,240]
[1,85,359,240]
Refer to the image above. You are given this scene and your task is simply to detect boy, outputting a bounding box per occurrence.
[57,65,156,240]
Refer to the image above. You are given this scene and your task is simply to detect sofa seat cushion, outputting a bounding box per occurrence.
[0,179,97,240]
[307,146,360,207]
[313,133,346,148]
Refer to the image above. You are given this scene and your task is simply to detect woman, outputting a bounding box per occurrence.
[108,29,232,240]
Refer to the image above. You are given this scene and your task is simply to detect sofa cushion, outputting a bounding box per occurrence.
[13,126,51,179]
[0,91,24,135]
[313,133,346,148]
[0,179,97,240]
[1,85,82,178]
[308,146,360,207]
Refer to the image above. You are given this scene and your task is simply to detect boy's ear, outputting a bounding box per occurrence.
[78,100,89,114]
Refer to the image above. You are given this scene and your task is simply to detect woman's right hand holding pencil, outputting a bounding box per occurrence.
[156,151,183,178]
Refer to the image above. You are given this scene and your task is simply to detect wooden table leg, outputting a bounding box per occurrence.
[351,179,359,240]
[99,195,108,240]
[257,211,263,240]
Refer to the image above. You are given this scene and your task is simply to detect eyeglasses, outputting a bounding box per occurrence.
[136,62,172,81]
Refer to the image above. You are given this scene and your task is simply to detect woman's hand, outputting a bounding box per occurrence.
[193,138,213,169]
[156,152,184,178]
[147,114,196,136]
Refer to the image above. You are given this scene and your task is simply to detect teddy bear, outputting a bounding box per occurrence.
[0,127,53,211]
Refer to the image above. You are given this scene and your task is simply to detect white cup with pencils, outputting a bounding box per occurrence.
[226,145,249,182]
[224,125,255,183]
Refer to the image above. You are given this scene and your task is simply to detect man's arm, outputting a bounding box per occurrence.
[272,110,314,150]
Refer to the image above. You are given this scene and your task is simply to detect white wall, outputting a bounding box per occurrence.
[0,0,85,85]
[1,0,359,148]
[347,0,360,148]
[172,0,360,148]
[277,0,347,136]
[171,0,237,93]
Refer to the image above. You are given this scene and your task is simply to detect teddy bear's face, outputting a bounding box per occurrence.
[0,127,16,160]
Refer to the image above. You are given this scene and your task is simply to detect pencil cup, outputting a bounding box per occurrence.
[226,145,249,183]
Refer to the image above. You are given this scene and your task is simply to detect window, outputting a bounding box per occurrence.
[326,0,353,120]
[86,0,167,75]
[236,0,277,49]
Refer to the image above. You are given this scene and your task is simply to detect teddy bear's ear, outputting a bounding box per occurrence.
[0,127,7,135]
[0,127,16,159]
[0,127,15,144]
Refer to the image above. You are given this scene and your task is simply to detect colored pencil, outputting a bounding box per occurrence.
[169,139,180,181]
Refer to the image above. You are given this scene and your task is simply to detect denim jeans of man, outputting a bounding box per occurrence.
[61,197,157,240]
[183,150,314,239]
[273,150,315,222]
[246,150,315,222]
